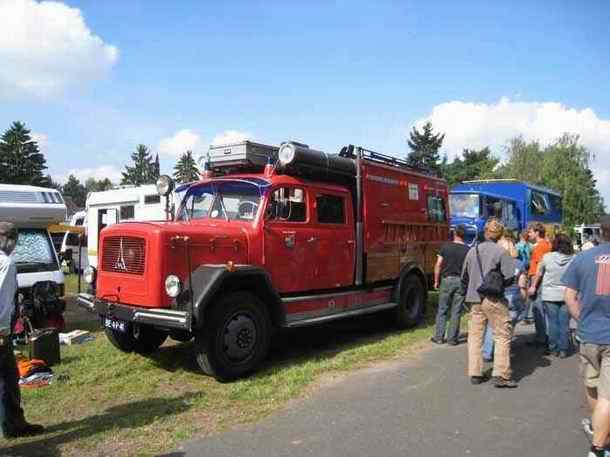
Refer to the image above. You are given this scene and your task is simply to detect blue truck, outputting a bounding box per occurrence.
[449,179,562,245]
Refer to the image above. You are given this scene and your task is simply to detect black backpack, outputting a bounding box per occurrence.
[475,244,505,299]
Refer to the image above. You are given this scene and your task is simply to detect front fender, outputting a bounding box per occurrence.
[187,265,283,329]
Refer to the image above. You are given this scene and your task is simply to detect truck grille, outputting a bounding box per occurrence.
[101,236,146,275]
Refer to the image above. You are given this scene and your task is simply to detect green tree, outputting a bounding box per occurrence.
[173,150,199,183]
[62,175,87,208]
[407,121,445,173]
[121,144,157,185]
[441,147,500,186]
[0,121,49,186]
[497,134,605,227]
[85,177,113,192]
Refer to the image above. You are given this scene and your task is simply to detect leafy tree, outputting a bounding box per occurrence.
[0,121,49,186]
[62,175,87,208]
[173,150,199,183]
[441,147,500,186]
[497,134,605,227]
[85,177,113,193]
[121,145,157,185]
[407,121,445,173]
[154,154,160,179]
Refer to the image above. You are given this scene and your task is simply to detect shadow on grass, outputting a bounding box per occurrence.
[148,297,439,378]
[1,393,200,457]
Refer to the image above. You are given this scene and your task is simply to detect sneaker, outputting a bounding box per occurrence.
[430,337,444,344]
[470,376,485,385]
[587,445,608,457]
[494,377,518,388]
[3,422,44,438]
[447,340,459,346]
[583,417,593,443]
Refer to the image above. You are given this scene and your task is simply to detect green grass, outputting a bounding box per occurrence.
[2,293,440,457]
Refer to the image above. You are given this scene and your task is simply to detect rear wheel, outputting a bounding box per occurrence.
[194,292,271,382]
[105,323,168,355]
[393,275,426,329]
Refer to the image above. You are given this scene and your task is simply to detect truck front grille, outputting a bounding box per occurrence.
[101,236,146,275]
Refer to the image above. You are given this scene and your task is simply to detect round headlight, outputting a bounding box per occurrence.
[84,266,96,284]
[165,275,182,298]
[278,143,296,165]
[156,175,175,197]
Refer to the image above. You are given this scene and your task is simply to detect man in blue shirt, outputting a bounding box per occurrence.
[563,215,610,457]
[0,222,44,439]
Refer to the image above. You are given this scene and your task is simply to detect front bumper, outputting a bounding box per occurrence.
[77,293,191,331]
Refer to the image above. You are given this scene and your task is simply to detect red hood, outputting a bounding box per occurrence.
[96,220,251,308]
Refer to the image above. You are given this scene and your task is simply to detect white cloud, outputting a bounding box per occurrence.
[0,0,119,98]
[158,129,203,158]
[58,165,122,184]
[415,97,610,204]
[211,130,252,146]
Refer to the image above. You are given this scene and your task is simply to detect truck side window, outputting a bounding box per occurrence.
[120,205,135,220]
[267,187,306,222]
[427,194,446,223]
[531,191,550,216]
[316,194,345,224]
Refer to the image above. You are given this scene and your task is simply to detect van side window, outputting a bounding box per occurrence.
[316,194,345,224]
[144,195,161,205]
[266,187,306,222]
[531,191,550,215]
[427,194,446,223]
[120,205,135,220]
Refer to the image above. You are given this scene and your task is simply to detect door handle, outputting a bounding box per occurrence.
[346,240,355,245]
[307,236,317,243]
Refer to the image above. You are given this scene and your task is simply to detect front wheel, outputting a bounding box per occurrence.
[105,323,168,355]
[393,275,426,329]
[194,292,271,382]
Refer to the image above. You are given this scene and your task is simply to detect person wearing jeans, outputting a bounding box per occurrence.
[527,223,552,346]
[545,301,570,356]
[432,225,470,345]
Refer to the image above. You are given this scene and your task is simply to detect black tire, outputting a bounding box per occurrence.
[393,275,426,329]
[194,292,271,382]
[105,323,168,355]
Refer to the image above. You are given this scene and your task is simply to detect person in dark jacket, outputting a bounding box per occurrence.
[462,218,516,388]
[0,222,44,438]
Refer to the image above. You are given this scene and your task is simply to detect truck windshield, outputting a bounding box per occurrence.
[449,194,480,219]
[178,181,262,221]
[13,229,58,272]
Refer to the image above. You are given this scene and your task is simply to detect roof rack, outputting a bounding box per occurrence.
[340,145,436,176]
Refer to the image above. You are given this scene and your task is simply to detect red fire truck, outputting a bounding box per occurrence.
[78,141,449,381]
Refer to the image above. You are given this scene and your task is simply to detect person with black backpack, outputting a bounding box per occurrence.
[461,218,517,388]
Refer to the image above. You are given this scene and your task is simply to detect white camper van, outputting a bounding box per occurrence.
[0,184,67,328]
[86,185,168,268]
[60,210,88,272]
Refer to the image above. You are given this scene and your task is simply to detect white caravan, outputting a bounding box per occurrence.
[574,224,602,250]
[0,184,66,308]
[60,210,89,272]
[86,185,170,268]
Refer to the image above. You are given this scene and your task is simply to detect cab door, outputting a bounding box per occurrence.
[313,190,355,289]
[263,186,317,293]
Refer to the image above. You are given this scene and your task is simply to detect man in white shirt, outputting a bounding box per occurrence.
[0,222,44,438]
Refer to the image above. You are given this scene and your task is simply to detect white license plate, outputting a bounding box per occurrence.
[104,318,127,333]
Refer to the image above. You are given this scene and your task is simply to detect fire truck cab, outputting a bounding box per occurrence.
[78,141,448,381]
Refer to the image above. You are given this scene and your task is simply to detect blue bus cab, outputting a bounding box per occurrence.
[449,180,562,245]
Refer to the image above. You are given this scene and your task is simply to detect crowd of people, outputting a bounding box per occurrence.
[432,215,610,457]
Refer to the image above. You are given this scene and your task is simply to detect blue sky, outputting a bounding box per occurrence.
[0,0,609,200]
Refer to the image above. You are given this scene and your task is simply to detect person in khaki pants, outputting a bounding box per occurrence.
[461,218,517,388]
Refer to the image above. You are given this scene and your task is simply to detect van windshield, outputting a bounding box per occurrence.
[13,229,58,272]
[178,180,262,222]
[449,194,480,219]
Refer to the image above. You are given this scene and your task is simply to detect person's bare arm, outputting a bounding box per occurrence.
[434,256,443,289]
[518,273,528,300]
[565,287,581,320]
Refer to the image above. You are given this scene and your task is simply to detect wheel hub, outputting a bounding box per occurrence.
[223,313,257,361]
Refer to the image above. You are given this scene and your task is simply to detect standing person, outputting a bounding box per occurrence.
[0,222,44,438]
[529,233,574,358]
[563,215,610,457]
[432,225,470,345]
[462,218,516,387]
[516,229,532,270]
[527,223,552,347]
